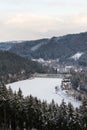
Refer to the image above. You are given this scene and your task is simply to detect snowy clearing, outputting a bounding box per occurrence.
[71,52,84,61]
[6,78,81,107]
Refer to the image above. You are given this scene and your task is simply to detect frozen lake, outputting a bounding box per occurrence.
[6,77,81,107]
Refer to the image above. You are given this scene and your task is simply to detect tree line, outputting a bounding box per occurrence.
[0,84,87,130]
[0,51,56,84]
[70,70,87,92]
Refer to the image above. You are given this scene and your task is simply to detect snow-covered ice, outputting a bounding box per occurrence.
[6,78,81,107]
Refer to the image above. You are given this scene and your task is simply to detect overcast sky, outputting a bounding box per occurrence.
[0,0,87,41]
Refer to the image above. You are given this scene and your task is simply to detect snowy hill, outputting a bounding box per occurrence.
[6,78,81,107]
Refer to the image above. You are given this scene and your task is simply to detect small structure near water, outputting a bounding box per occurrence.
[61,78,71,90]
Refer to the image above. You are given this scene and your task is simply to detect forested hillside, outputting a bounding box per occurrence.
[0,51,54,83]
[7,32,87,66]
[0,84,87,130]
[70,70,87,93]
[0,32,87,66]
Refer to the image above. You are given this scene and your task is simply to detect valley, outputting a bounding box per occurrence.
[0,32,87,130]
[0,0,87,129]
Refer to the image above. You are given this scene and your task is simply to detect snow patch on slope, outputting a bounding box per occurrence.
[31,41,47,51]
[71,52,84,61]
[31,43,42,51]
[6,78,81,107]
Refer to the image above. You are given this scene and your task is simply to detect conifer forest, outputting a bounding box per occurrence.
[0,83,87,130]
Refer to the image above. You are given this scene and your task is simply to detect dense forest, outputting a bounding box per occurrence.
[70,70,87,92]
[0,51,50,75]
[1,32,87,66]
[0,84,87,130]
[0,51,55,83]
[8,32,87,66]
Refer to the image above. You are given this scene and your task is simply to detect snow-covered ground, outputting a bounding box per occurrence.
[6,78,81,107]
[71,52,84,61]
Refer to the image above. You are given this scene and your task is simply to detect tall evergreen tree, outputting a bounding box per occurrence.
[80,99,87,130]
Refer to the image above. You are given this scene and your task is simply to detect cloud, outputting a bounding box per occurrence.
[0,0,43,6]
[0,13,87,41]
[47,0,87,8]
[0,0,31,4]
[47,1,65,6]
[64,14,87,25]
[5,13,63,32]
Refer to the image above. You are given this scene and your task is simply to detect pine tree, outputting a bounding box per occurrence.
[0,84,9,129]
[55,100,68,130]
[80,99,87,130]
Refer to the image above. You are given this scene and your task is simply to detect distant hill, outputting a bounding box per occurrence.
[1,32,87,66]
[0,51,52,78]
